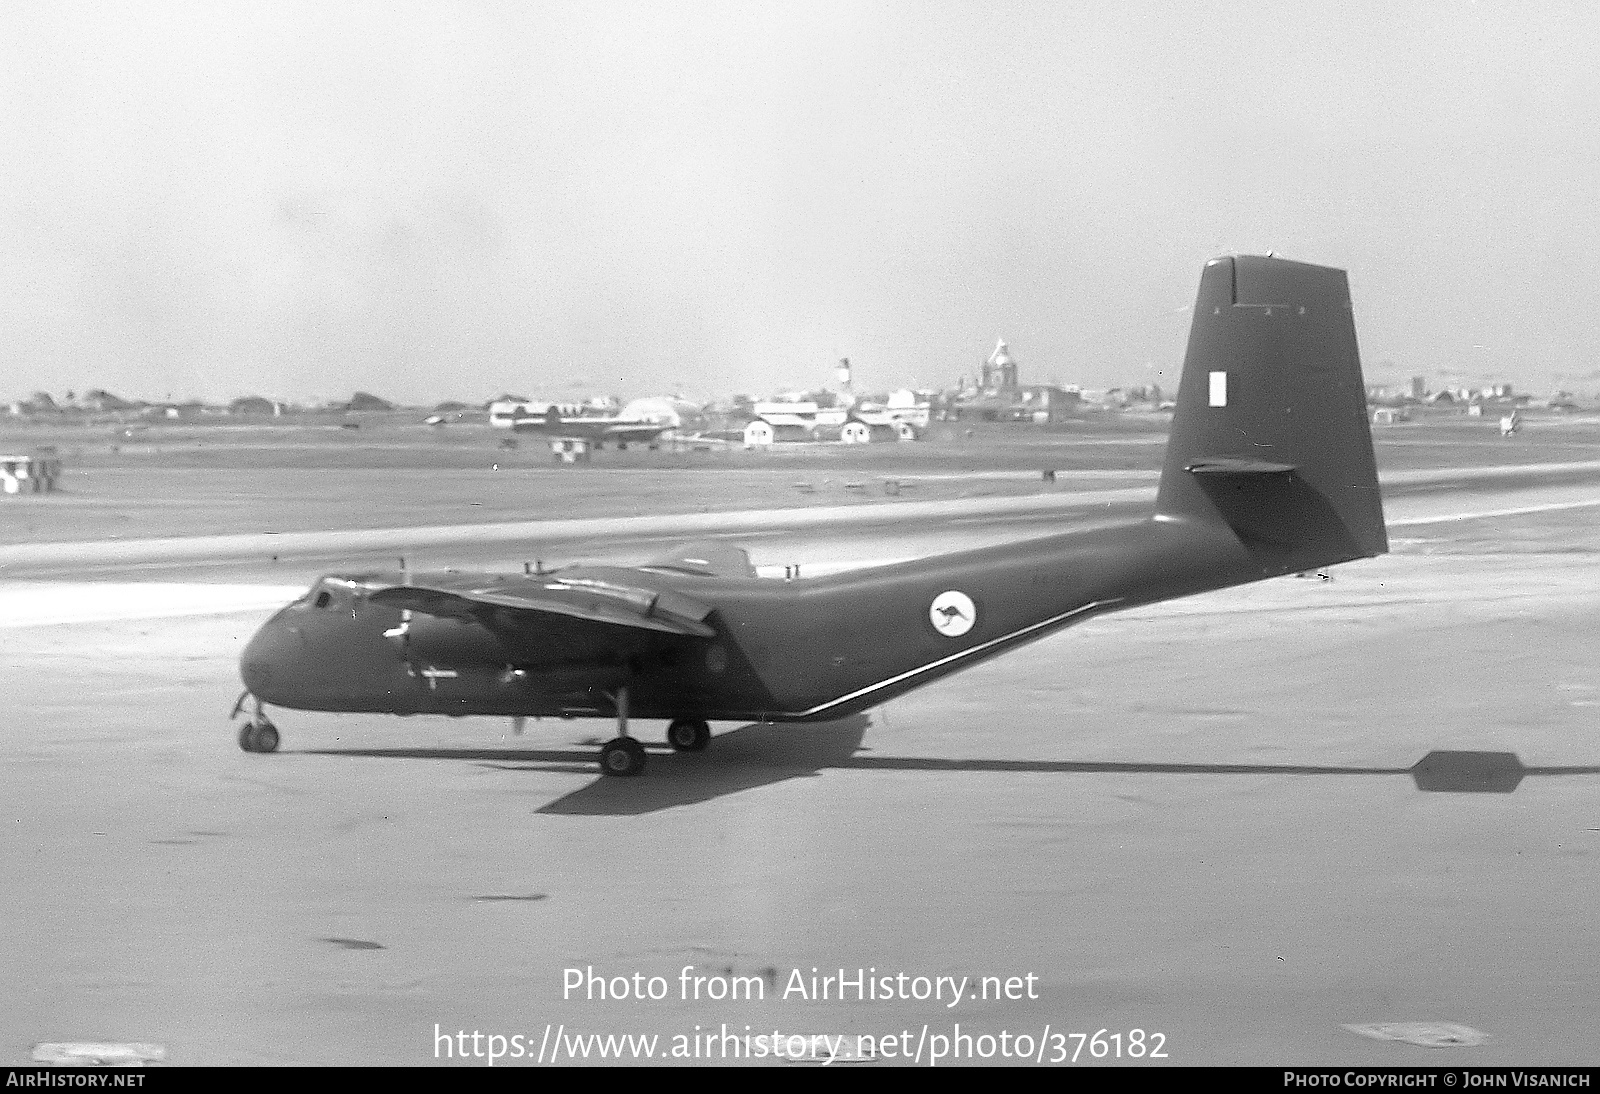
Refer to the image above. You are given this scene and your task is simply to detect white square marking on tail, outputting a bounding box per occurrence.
[1209,371,1227,407]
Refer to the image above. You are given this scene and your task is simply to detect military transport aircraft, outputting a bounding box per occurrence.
[487,400,670,448]
[235,255,1387,776]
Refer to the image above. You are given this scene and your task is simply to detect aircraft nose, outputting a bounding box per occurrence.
[239,616,304,699]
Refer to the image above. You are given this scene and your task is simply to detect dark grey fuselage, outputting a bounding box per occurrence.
[240,514,1280,724]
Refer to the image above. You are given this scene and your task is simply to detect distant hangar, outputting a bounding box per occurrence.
[742,401,923,446]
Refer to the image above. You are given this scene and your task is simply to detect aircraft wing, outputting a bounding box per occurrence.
[364,576,716,637]
[600,422,667,439]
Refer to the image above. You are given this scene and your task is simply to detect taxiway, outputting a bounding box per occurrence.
[2,474,1597,1065]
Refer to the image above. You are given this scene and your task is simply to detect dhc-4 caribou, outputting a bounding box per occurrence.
[235,255,1388,776]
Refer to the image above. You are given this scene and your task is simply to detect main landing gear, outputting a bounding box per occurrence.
[666,718,711,752]
[600,686,645,777]
[597,689,714,776]
[600,737,647,776]
[232,692,280,754]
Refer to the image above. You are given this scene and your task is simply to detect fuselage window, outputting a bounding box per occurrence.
[314,590,332,609]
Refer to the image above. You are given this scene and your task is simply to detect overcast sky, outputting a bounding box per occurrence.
[3,1,1598,404]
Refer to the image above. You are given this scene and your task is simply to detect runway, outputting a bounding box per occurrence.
[2,477,1598,1065]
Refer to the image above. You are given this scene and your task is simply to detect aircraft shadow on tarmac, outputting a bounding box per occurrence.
[305,715,874,816]
[303,717,1599,814]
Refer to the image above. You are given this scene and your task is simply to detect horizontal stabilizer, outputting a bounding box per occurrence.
[645,541,758,578]
[366,577,716,637]
[1184,457,1297,475]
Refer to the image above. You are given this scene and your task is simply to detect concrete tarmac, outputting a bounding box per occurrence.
[2,480,1598,1065]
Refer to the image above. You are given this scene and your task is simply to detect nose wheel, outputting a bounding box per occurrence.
[238,720,280,753]
[232,692,281,754]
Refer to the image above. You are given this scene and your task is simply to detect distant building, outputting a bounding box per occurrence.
[1017,384,1079,423]
[826,358,857,407]
[143,401,209,420]
[984,340,1019,389]
[881,389,932,429]
[743,418,811,445]
[950,340,1077,422]
[1,452,62,494]
[743,395,921,445]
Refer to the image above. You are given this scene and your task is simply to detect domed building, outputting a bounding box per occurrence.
[983,340,1019,390]
[953,339,1079,423]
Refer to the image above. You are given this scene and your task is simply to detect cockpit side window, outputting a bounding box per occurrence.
[314,590,332,609]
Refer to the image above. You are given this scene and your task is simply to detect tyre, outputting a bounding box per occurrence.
[253,722,281,753]
[600,738,646,776]
[666,719,711,752]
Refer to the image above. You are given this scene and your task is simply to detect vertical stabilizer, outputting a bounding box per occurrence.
[1155,256,1387,572]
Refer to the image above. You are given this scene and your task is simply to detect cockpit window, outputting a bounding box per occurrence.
[314,591,332,609]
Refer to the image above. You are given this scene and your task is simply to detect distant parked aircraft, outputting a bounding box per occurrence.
[487,400,670,448]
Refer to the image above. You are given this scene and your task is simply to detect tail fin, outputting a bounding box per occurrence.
[1155,255,1387,572]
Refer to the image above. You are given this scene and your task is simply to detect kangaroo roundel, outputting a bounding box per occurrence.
[929,591,976,637]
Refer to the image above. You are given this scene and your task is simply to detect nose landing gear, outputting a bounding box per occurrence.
[239,720,280,753]
[231,691,281,753]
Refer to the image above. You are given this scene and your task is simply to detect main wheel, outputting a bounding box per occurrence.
[600,737,647,776]
[666,718,711,752]
[238,723,257,752]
